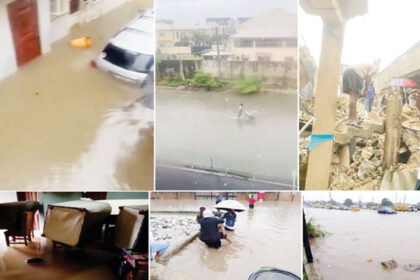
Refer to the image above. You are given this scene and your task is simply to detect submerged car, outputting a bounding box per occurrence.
[92,9,154,85]
[377,207,397,214]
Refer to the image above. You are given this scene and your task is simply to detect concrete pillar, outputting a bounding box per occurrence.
[305,24,344,190]
[383,97,402,170]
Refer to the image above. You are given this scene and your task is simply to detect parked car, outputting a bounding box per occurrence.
[377,207,397,214]
[92,9,154,86]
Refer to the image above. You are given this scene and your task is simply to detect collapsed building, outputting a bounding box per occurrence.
[300,58,420,190]
[299,0,420,191]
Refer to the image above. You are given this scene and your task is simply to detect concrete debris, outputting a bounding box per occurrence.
[300,94,420,190]
[381,259,398,269]
[151,216,199,243]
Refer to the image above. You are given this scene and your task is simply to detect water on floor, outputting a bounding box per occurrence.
[152,199,301,280]
[305,208,420,280]
[0,0,153,189]
[156,89,297,185]
[0,231,117,280]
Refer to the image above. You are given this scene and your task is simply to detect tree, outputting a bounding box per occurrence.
[344,198,353,207]
[192,31,212,46]
[381,198,393,207]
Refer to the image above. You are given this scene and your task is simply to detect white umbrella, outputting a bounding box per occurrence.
[214,200,247,212]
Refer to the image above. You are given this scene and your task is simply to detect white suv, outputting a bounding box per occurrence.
[92,9,154,85]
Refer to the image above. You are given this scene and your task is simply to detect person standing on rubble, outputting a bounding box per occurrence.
[342,64,377,127]
[365,82,375,113]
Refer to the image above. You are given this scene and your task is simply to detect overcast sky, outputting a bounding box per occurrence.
[300,0,420,71]
[304,191,420,204]
[156,0,296,24]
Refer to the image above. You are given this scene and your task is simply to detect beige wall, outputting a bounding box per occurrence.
[230,46,296,62]
[157,29,175,46]
[374,46,420,92]
[201,60,297,88]
[158,46,191,57]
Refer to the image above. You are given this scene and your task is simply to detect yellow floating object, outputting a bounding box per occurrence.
[367,259,373,263]
[70,37,92,48]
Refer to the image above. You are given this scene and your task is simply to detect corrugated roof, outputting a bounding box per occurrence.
[157,22,216,31]
[231,8,296,39]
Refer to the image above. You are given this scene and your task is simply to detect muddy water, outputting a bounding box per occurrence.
[153,200,301,279]
[0,231,117,280]
[0,0,153,189]
[305,208,420,280]
[156,89,297,184]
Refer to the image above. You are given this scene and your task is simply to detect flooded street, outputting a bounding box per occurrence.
[156,89,297,185]
[0,0,153,189]
[152,199,301,280]
[305,208,420,280]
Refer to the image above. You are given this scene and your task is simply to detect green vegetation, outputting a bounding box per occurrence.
[381,198,393,207]
[158,75,186,87]
[343,198,353,207]
[234,76,264,94]
[303,266,308,280]
[158,71,226,90]
[193,70,225,89]
[306,217,327,238]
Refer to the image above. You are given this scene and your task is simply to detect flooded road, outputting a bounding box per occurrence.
[152,199,301,280]
[0,0,153,189]
[305,208,420,280]
[156,89,297,186]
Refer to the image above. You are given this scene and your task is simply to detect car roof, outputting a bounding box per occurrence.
[109,9,154,55]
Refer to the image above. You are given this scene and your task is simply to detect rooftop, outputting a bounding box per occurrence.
[231,8,296,39]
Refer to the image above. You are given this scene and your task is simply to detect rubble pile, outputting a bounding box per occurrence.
[300,94,420,190]
[330,133,385,190]
[151,216,199,244]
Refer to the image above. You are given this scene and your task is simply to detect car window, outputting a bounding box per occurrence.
[132,54,154,73]
[103,43,136,70]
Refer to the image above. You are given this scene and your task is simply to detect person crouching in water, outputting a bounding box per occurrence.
[222,209,237,231]
[342,64,377,127]
[196,207,206,224]
[199,210,232,249]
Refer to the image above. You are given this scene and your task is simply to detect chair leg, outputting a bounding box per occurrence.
[28,234,32,242]
[24,236,27,246]
[4,232,10,247]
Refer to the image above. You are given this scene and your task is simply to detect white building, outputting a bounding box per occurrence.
[229,9,297,62]
[0,0,131,81]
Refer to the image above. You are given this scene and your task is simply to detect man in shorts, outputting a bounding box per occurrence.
[199,210,232,249]
[342,64,377,126]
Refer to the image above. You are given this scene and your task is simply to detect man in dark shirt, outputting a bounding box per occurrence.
[199,210,232,249]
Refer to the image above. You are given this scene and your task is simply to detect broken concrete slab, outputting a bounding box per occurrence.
[335,119,385,145]
[380,168,417,190]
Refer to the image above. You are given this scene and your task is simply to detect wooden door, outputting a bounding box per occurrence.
[7,0,41,66]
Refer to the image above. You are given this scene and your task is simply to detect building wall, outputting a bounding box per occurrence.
[50,14,71,43]
[230,46,296,62]
[158,46,191,57]
[201,60,297,88]
[0,0,18,80]
[374,46,420,92]
[102,0,130,14]
[157,30,176,46]
[37,0,51,54]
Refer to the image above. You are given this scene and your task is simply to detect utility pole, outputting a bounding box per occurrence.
[215,26,222,80]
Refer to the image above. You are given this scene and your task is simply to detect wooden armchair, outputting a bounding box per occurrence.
[4,211,35,246]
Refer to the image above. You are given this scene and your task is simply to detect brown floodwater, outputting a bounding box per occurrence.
[0,0,153,189]
[152,199,301,279]
[0,231,117,280]
[305,208,420,280]
[156,88,297,185]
